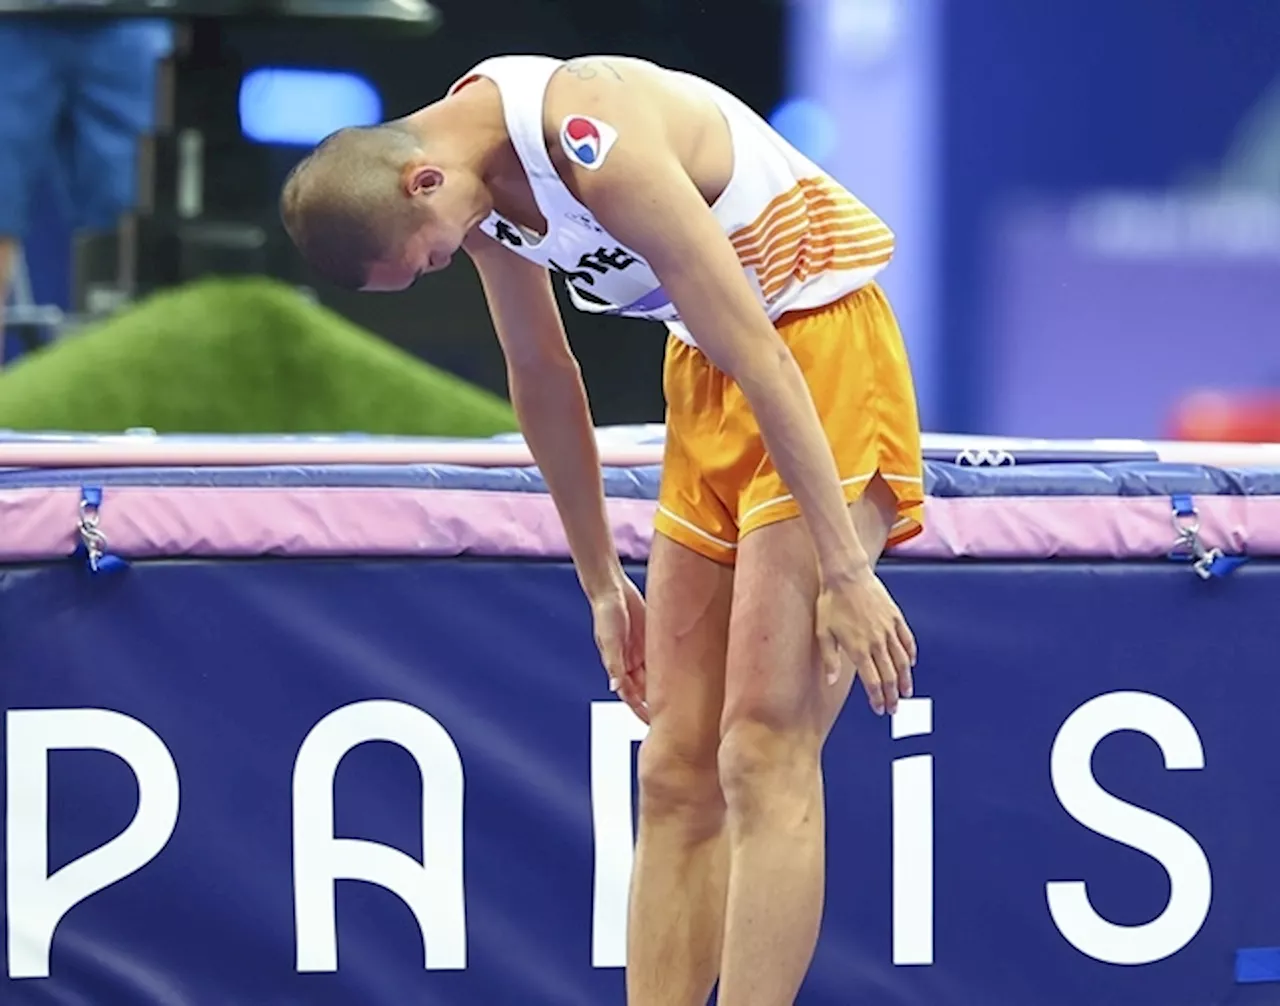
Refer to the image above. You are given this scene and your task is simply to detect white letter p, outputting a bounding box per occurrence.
[6,708,180,979]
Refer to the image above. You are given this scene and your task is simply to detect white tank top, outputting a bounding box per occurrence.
[449,55,895,348]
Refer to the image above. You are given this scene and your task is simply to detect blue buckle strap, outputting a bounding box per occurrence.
[1168,494,1247,579]
[75,486,129,574]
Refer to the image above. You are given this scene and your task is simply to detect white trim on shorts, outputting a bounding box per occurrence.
[657,505,739,550]
[739,470,919,527]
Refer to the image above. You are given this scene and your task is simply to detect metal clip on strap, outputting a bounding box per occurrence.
[77,487,129,574]
[1168,494,1247,580]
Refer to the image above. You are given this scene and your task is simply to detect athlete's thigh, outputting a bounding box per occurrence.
[724,475,899,738]
[644,531,735,754]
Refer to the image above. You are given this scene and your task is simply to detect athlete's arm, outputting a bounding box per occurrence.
[549,70,916,714]
[463,233,625,602]
[547,76,871,581]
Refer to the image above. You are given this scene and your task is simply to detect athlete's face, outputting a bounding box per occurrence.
[362,164,480,292]
[362,227,456,292]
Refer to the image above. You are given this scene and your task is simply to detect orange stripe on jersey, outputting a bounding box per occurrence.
[732,187,869,254]
[731,187,808,248]
[757,227,895,298]
[752,220,890,286]
[762,247,893,301]
[733,203,871,265]
[730,177,894,299]
[734,205,878,269]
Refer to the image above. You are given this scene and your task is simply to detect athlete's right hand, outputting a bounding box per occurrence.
[591,576,649,724]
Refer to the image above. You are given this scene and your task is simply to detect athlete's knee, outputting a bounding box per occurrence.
[636,730,724,833]
[717,718,820,829]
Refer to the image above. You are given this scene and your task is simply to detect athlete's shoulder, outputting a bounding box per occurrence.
[542,55,701,137]
[539,57,663,171]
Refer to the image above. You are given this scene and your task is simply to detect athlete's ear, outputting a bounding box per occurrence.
[405,164,445,196]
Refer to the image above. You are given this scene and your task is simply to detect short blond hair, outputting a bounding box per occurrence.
[279,125,424,289]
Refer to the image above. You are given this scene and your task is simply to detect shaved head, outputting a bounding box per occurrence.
[279,124,428,290]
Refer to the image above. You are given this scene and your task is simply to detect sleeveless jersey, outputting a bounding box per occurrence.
[448,55,895,348]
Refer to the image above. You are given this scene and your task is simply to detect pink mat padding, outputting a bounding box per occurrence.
[2,486,1276,564]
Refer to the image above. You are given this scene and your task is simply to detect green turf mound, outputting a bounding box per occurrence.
[0,277,518,436]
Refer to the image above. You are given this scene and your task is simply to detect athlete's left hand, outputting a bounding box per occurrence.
[591,575,649,723]
[816,566,916,716]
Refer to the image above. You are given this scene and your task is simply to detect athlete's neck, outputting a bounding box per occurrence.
[401,81,544,235]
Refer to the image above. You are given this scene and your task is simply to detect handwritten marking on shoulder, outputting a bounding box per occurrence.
[564,58,625,83]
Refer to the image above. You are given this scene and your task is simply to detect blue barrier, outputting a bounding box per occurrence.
[3,556,1279,1004]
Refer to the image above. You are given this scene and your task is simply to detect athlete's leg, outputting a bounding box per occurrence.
[627,530,734,1006]
[714,475,899,1006]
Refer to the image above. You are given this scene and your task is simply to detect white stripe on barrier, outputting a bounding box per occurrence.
[0,431,1276,470]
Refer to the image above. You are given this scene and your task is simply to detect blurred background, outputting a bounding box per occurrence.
[2,0,1278,441]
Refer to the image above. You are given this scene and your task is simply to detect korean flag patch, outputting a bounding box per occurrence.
[560,115,619,170]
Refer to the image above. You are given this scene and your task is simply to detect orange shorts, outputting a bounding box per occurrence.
[654,282,925,565]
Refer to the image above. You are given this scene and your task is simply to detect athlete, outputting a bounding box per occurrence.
[280,54,924,1006]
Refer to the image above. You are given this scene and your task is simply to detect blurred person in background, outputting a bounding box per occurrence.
[0,15,171,366]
